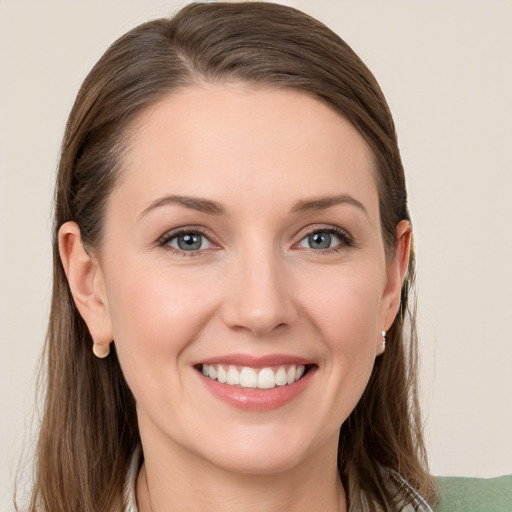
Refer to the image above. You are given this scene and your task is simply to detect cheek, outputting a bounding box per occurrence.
[104,260,218,378]
[301,264,383,347]
[298,263,384,400]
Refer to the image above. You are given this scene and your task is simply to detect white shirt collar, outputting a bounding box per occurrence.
[123,447,432,512]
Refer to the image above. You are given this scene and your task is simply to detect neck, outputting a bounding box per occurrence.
[136,430,346,512]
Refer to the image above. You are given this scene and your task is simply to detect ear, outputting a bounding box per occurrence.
[58,222,113,357]
[380,219,412,334]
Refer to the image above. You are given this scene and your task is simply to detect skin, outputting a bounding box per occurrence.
[59,85,411,512]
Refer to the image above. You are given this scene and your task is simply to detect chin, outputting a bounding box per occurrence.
[208,447,309,476]
[190,425,326,476]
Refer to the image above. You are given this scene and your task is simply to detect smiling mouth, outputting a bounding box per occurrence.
[196,363,314,390]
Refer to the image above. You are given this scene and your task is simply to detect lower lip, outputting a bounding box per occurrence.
[197,367,316,411]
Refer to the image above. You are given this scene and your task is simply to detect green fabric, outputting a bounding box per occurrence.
[435,475,512,512]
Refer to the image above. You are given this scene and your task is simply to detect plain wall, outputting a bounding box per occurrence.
[1,0,511,509]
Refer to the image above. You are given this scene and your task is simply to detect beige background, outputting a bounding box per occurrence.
[1,0,511,509]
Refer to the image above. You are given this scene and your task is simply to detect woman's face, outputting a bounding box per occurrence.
[90,85,407,474]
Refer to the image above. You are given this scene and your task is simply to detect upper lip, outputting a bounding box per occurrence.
[194,353,314,368]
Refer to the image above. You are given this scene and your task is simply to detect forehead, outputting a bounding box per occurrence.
[111,84,378,218]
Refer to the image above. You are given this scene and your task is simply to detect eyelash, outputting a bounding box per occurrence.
[158,229,217,257]
[158,225,353,256]
[296,225,353,254]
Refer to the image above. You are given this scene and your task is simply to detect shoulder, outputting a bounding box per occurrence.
[349,467,434,512]
[434,474,512,512]
[387,469,434,512]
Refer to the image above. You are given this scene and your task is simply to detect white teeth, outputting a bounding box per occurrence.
[286,366,296,385]
[275,366,287,386]
[201,363,308,389]
[227,365,240,385]
[217,366,227,383]
[257,368,275,389]
[239,367,258,388]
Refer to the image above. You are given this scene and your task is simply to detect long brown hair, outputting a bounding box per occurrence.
[24,2,436,511]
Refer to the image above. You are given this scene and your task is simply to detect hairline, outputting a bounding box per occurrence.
[96,79,388,252]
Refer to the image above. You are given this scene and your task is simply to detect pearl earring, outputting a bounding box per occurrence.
[379,330,386,356]
[92,342,111,359]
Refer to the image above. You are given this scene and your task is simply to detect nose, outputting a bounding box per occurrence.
[221,246,298,337]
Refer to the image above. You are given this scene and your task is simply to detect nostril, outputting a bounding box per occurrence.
[229,320,290,338]
[220,267,299,336]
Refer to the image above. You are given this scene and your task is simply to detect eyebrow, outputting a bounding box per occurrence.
[138,195,226,219]
[291,194,368,217]
[138,193,367,220]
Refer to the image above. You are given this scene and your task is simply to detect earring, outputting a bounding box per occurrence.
[93,342,111,359]
[378,330,386,356]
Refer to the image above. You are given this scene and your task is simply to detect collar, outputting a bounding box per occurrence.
[124,448,432,512]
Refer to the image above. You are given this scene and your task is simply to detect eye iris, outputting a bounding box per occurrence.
[177,233,202,250]
[309,232,331,249]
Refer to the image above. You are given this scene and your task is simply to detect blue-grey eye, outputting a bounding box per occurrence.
[168,232,212,251]
[298,230,343,250]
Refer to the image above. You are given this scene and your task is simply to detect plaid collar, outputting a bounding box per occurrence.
[124,448,433,512]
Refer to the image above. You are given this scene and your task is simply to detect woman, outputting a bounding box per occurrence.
[27,2,437,511]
